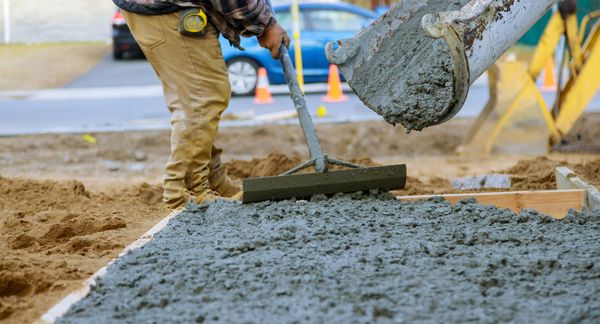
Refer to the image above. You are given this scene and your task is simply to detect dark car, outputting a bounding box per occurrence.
[111,9,142,59]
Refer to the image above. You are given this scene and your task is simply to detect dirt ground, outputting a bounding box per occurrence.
[0,115,599,323]
[0,178,167,323]
[2,113,599,190]
[0,43,109,90]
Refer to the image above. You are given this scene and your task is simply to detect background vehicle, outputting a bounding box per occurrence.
[111,9,142,60]
[222,2,377,95]
[111,3,377,95]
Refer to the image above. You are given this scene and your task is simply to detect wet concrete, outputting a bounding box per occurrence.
[59,194,600,323]
[337,0,469,131]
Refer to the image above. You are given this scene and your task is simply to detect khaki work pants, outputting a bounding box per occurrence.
[122,10,231,208]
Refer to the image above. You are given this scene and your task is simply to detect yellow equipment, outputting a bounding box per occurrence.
[463,4,600,154]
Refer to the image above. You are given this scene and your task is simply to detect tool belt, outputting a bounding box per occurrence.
[178,8,208,36]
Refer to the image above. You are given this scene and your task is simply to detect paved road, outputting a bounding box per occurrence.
[1,54,599,136]
[65,55,160,88]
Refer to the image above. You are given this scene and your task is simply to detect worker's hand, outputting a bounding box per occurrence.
[258,22,290,59]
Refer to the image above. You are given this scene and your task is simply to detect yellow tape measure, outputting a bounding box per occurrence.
[179,8,208,35]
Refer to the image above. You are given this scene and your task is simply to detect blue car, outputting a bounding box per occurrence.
[221,2,377,96]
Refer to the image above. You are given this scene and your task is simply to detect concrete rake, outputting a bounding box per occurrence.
[242,46,406,203]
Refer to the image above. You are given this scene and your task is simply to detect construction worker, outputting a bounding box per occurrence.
[112,0,290,209]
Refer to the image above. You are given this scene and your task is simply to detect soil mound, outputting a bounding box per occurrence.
[392,177,452,196]
[0,177,167,323]
[501,157,600,190]
[225,151,377,179]
[573,159,600,188]
[225,152,302,179]
[501,157,564,190]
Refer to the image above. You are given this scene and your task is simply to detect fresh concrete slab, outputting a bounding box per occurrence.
[57,194,600,323]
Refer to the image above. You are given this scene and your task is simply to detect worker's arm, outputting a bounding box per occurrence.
[208,0,290,58]
[258,23,290,59]
[211,0,290,58]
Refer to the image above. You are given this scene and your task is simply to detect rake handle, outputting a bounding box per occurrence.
[278,45,327,173]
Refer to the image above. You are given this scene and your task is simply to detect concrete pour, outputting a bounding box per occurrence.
[346,0,469,131]
[58,194,600,323]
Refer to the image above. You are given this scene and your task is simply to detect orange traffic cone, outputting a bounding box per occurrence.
[541,57,557,92]
[254,67,273,104]
[322,64,347,102]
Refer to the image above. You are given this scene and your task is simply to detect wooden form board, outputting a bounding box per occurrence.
[555,166,600,211]
[397,189,585,219]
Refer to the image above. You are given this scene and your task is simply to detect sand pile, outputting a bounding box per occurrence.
[503,157,600,190]
[0,177,166,323]
[573,159,600,188]
[225,151,377,179]
[394,176,453,196]
[59,195,599,322]
[501,157,563,190]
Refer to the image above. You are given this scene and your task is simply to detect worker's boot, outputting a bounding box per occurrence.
[211,173,241,197]
[194,188,222,205]
[208,145,242,198]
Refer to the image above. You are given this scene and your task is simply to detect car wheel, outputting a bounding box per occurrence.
[226,58,259,96]
[113,49,124,60]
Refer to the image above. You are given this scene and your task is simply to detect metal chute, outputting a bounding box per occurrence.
[325,0,559,129]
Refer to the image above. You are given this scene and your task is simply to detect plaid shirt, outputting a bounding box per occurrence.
[113,0,275,49]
